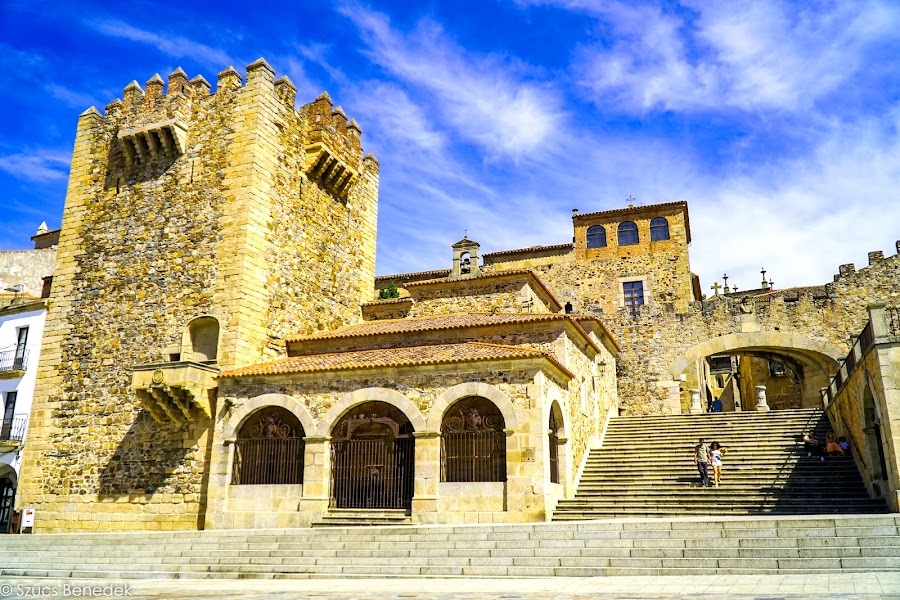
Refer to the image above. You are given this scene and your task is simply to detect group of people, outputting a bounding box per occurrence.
[693,438,725,487]
[803,430,849,460]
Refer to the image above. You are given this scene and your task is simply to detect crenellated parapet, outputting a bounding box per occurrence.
[301,91,364,200]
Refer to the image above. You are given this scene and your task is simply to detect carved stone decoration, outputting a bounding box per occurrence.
[131,360,219,424]
[441,397,504,432]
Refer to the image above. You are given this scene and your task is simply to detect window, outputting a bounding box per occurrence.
[623,281,644,317]
[441,397,506,482]
[586,225,607,249]
[13,327,28,370]
[187,317,218,362]
[1,392,17,439]
[650,217,670,241]
[617,221,639,246]
[769,360,787,377]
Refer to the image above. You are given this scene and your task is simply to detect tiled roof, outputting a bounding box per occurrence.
[374,269,451,282]
[360,297,414,307]
[220,342,573,379]
[482,243,573,259]
[402,269,562,311]
[288,312,581,342]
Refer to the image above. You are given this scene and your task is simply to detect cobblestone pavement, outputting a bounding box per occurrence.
[1,574,899,600]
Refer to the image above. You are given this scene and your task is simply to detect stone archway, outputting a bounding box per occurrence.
[670,332,843,411]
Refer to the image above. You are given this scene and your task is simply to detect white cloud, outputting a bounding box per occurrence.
[88,19,232,67]
[0,149,71,182]
[518,0,900,113]
[347,82,446,154]
[342,6,565,158]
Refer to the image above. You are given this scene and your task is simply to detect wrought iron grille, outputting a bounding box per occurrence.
[440,397,507,483]
[441,431,507,482]
[330,438,415,509]
[548,412,560,485]
[232,438,304,485]
[231,407,304,485]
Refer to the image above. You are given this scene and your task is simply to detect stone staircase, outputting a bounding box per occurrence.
[0,515,899,579]
[312,509,414,527]
[553,408,888,520]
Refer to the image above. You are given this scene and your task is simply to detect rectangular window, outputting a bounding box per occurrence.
[1,391,16,439]
[14,327,28,370]
[623,281,644,317]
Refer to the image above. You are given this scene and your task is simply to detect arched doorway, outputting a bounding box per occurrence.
[330,401,415,510]
[0,476,15,534]
[548,403,563,485]
[231,406,305,485]
[440,396,506,482]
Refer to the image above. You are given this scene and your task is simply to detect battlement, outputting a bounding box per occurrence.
[87,59,368,191]
[831,241,900,283]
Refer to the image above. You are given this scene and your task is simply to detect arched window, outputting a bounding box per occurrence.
[188,316,219,362]
[232,407,305,485]
[440,396,506,482]
[586,225,606,249]
[617,221,639,246]
[650,217,670,241]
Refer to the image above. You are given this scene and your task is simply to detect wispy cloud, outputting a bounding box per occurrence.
[87,19,232,67]
[341,5,565,158]
[0,149,71,182]
[43,84,97,109]
[517,0,900,113]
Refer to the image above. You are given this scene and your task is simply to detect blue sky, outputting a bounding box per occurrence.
[2,1,899,293]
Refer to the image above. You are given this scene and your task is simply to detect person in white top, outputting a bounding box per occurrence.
[710,441,726,487]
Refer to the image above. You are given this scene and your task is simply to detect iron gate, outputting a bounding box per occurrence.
[330,438,415,509]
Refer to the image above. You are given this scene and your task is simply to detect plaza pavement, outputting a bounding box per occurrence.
[1,573,899,599]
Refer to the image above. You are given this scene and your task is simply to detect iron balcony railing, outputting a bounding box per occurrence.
[0,413,28,442]
[0,349,28,373]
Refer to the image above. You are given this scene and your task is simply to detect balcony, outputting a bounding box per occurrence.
[0,413,28,450]
[0,349,28,379]
[131,361,219,423]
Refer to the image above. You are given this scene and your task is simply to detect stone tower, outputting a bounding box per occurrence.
[17,59,378,531]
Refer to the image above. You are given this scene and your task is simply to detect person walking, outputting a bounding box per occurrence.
[710,441,726,487]
[694,438,711,487]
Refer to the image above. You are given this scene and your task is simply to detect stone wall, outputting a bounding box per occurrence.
[0,248,56,298]
[17,59,378,532]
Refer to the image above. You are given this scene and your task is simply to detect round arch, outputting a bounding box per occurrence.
[543,385,569,439]
[224,393,317,440]
[670,332,843,379]
[318,387,426,437]
[0,464,17,486]
[426,382,520,433]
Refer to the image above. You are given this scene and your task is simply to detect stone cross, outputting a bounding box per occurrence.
[722,274,729,294]
[710,282,722,296]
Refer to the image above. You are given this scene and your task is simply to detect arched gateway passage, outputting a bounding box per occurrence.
[329,401,415,510]
[671,332,842,411]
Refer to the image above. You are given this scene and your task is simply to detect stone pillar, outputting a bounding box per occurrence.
[732,375,743,412]
[412,432,440,520]
[755,386,770,411]
[300,437,330,502]
[689,389,703,414]
[869,304,888,338]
